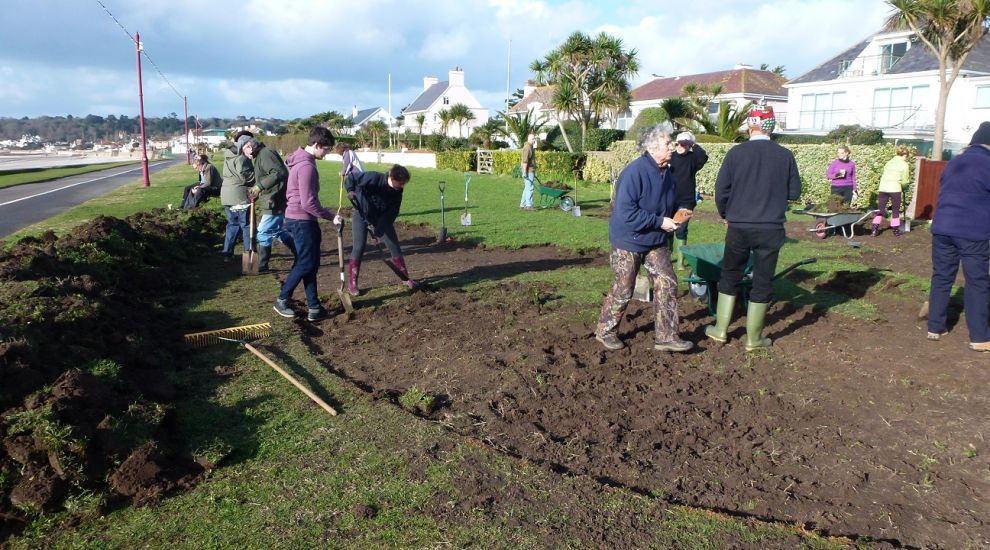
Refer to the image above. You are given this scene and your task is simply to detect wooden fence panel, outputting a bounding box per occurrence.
[911,158,948,220]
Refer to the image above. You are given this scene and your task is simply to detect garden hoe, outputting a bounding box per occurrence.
[460,173,472,226]
[349,196,426,292]
[182,323,337,416]
[336,177,353,315]
[437,180,448,243]
[242,197,260,275]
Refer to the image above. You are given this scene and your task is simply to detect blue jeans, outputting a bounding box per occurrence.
[223,206,250,256]
[928,234,989,343]
[718,225,786,304]
[257,213,291,247]
[520,171,535,208]
[278,219,322,308]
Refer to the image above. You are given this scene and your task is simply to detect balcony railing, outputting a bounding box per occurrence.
[837,54,903,78]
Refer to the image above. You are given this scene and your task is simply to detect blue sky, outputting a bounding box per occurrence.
[0,0,893,121]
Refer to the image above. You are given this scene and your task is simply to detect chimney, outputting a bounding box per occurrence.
[734,63,753,70]
[523,79,537,98]
[423,76,439,91]
[352,105,358,118]
[449,67,464,88]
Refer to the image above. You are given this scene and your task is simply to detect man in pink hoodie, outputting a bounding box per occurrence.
[273,126,343,321]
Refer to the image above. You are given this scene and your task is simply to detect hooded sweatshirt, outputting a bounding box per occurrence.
[284,147,335,221]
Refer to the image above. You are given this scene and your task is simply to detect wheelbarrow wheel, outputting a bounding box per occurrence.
[559,196,575,212]
[814,221,828,239]
[688,272,708,301]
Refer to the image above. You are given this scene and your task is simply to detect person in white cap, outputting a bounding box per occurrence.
[668,131,708,269]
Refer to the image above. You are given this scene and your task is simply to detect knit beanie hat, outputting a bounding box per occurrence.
[235,134,252,154]
[969,121,990,146]
[747,105,776,133]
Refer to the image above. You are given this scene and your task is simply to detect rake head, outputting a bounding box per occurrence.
[183,322,273,348]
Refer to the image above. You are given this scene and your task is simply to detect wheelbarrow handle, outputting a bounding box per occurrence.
[771,257,817,281]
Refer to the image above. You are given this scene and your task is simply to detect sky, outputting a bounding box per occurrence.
[0,0,895,122]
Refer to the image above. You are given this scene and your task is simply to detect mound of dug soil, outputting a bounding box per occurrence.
[304,222,988,550]
[0,209,224,541]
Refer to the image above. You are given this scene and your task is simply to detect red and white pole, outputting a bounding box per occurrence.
[184,96,190,164]
[136,31,150,187]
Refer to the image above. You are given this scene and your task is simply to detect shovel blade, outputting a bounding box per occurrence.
[572,205,582,217]
[242,250,259,275]
[437,226,448,244]
[337,287,354,315]
[460,212,472,226]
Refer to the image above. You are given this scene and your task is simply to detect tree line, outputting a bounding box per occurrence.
[0,114,287,143]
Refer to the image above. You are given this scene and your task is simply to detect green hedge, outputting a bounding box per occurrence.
[582,140,916,210]
[436,151,475,171]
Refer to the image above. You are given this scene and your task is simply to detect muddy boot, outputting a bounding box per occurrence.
[391,256,419,289]
[672,238,687,270]
[347,259,361,296]
[892,226,902,237]
[258,245,271,272]
[704,293,736,343]
[744,301,772,351]
[870,223,880,237]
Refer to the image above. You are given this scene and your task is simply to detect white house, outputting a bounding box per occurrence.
[628,65,789,130]
[402,67,489,138]
[507,80,556,127]
[343,106,395,135]
[784,30,990,149]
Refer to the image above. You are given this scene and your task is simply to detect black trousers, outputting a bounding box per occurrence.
[717,225,786,304]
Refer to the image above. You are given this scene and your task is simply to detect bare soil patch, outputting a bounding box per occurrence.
[301,222,988,549]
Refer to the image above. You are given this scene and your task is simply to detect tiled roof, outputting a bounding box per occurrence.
[789,33,990,85]
[509,85,556,113]
[404,81,449,113]
[631,69,787,101]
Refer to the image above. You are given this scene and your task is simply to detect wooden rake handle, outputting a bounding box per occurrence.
[243,342,338,416]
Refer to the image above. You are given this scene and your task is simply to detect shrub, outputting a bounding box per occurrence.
[544,120,583,151]
[693,133,731,143]
[425,133,445,152]
[627,107,670,141]
[436,151,475,172]
[584,128,626,151]
[772,134,832,145]
[826,124,885,145]
[485,149,584,179]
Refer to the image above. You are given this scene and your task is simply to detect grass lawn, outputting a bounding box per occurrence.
[0,160,140,189]
[4,159,900,548]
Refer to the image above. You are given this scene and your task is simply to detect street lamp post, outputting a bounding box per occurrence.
[135,31,150,187]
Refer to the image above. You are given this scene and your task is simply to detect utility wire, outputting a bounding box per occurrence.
[95,0,184,101]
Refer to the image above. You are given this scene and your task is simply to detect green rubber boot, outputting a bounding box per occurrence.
[745,301,772,351]
[704,293,736,343]
[673,238,687,270]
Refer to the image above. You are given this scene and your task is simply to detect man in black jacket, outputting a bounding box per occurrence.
[705,105,801,350]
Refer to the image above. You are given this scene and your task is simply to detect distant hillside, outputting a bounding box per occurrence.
[0,115,288,142]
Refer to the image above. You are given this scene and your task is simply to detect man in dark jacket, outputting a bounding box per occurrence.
[594,122,692,353]
[243,137,292,271]
[705,105,801,350]
[345,164,417,295]
[926,121,990,352]
[669,131,708,269]
[181,154,221,210]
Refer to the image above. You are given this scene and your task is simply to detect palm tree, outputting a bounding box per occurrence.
[530,30,639,151]
[713,100,754,142]
[759,63,788,77]
[364,120,388,149]
[414,113,426,148]
[886,0,990,159]
[437,108,454,136]
[497,109,550,147]
[448,103,475,138]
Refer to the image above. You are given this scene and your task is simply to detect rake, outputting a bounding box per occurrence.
[183,323,338,416]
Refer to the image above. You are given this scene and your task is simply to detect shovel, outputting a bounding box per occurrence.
[336,176,353,314]
[437,180,448,243]
[571,170,582,217]
[241,198,260,275]
[460,173,472,226]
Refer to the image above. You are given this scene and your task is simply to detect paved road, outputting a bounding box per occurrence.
[0,159,182,238]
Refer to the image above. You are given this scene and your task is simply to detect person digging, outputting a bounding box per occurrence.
[345,164,419,295]
[705,104,802,351]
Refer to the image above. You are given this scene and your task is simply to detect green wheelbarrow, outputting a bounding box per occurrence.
[680,243,817,315]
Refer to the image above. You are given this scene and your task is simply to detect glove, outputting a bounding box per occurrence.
[333,215,343,226]
[347,191,357,202]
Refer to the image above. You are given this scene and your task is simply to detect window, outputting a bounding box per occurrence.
[879,42,907,73]
[798,92,846,130]
[442,96,449,105]
[872,85,928,128]
[976,86,990,108]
